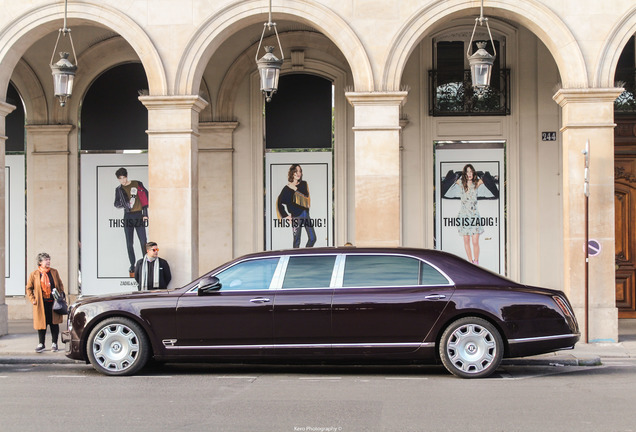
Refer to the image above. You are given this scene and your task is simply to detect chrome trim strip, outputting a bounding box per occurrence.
[508,334,579,344]
[166,342,431,350]
[332,254,346,288]
[270,256,288,289]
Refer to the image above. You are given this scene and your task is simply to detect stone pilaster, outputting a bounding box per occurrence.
[25,124,73,304]
[139,95,208,286]
[0,101,15,336]
[553,88,623,342]
[345,92,407,246]
[198,122,237,274]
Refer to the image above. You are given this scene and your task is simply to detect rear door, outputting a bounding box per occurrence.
[331,254,454,355]
[272,254,337,356]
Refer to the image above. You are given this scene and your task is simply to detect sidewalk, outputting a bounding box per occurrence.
[1,318,635,366]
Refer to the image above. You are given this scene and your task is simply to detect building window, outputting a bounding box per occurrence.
[615,36,636,114]
[429,32,510,116]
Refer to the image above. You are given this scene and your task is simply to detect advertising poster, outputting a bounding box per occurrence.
[5,155,26,295]
[265,152,333,250]
[81,153,148,295]
[435,142,505,275]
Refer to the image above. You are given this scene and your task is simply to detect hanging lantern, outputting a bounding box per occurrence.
[255,1,284,102]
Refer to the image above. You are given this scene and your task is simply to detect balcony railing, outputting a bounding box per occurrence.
[616,70,636,114]
[429,69,511,116]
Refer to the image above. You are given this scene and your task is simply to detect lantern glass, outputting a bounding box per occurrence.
[53,70,74,98]
[469,61,492,88]
[259,65,280,93]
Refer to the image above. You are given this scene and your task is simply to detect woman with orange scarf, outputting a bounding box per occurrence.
[25,252,65,353]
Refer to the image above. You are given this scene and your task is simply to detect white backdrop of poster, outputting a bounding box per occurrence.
[81,153,148,295]
[5,155,25,295]
[265,152,333,250]
[435,142,505,275]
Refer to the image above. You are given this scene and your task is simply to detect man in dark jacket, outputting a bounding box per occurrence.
[134,242,172,290]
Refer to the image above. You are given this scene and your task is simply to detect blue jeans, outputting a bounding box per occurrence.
[292,210,316,248]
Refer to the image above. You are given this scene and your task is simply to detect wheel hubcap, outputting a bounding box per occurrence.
[92,323,140,372]
[446,323,497,374]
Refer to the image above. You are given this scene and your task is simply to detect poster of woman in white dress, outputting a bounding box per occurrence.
[435,142,505,275]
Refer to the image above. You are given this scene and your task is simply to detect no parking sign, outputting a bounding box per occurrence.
[587,239,601,257]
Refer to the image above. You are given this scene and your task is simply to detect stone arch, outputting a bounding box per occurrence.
[215,31,349,121]
[65,37,141,119]
[177,0,373,95]
[384,0,587,90]
[0,2,167,103]
[595,5,636,88]
[11,59,48,124]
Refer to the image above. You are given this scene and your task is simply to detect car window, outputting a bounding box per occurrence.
[420,261,449,285]
[282,255,336,289]
[214,258,279,291]
[343,255,421,287]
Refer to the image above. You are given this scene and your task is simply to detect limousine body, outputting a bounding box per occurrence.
[62,247,579,378]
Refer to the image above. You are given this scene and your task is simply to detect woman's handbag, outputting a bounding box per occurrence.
[53,290,69,315]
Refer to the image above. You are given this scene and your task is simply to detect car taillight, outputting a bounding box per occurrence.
[553,295,574,318]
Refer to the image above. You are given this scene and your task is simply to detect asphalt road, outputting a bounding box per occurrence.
[1,360,636,432]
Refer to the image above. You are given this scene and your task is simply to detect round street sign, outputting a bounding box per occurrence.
[588,239,601,257]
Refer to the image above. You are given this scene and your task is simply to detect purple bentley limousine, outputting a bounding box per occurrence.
[62,247,579,378]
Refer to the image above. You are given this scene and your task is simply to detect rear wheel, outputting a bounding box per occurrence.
[439,317,503,378]
[86,317,150,376]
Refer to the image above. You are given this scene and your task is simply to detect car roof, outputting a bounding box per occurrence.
[224,247,519,288]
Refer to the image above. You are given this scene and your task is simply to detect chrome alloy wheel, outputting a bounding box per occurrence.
[446,323,496,374]
[92,323,140,372]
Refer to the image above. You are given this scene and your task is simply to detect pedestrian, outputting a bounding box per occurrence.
[134,242,172,290]
[25,252,65,353]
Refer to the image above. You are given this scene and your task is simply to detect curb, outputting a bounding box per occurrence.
[0,355,601,367]
[0,356,81,364]
[502,356,602,367]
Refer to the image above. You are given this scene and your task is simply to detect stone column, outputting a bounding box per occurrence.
[553,88,623,342]
[198,122,237,274]
[25,124,73,296]
[345,92,407,246]
[0,101,15,336]
[139,95,208,287]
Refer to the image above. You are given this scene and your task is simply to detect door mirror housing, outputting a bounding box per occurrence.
[198,276,222,295]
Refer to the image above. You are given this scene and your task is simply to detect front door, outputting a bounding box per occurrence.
[175,257,279,355]
[615,155,636,318]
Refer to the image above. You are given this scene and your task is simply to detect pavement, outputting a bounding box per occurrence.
[1,318,635,367]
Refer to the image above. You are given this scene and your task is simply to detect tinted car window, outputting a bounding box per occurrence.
[343,255,420,287]
[215,258,279,291]
[282,255,336,289]
[420,261,449,285]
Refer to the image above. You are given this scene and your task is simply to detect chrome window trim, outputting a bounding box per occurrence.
[166,342,433,350]
[508,334,579,344]
[337,253,454,288]
[185,252,454,294]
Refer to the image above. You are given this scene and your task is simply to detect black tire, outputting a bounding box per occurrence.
[439,317,503,378]
[86,317,150,376]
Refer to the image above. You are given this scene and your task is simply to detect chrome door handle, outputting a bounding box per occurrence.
[425,294,446,300]
[250,298,271,303]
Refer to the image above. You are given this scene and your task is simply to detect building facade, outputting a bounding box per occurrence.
[1,0,636,343]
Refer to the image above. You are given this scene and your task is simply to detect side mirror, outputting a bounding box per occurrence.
[197,276,222,296]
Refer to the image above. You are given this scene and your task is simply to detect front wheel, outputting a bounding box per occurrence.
[439,317,503,378]
[86,317,150,376]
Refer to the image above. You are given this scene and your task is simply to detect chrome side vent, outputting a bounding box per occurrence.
[162,339,177,347]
